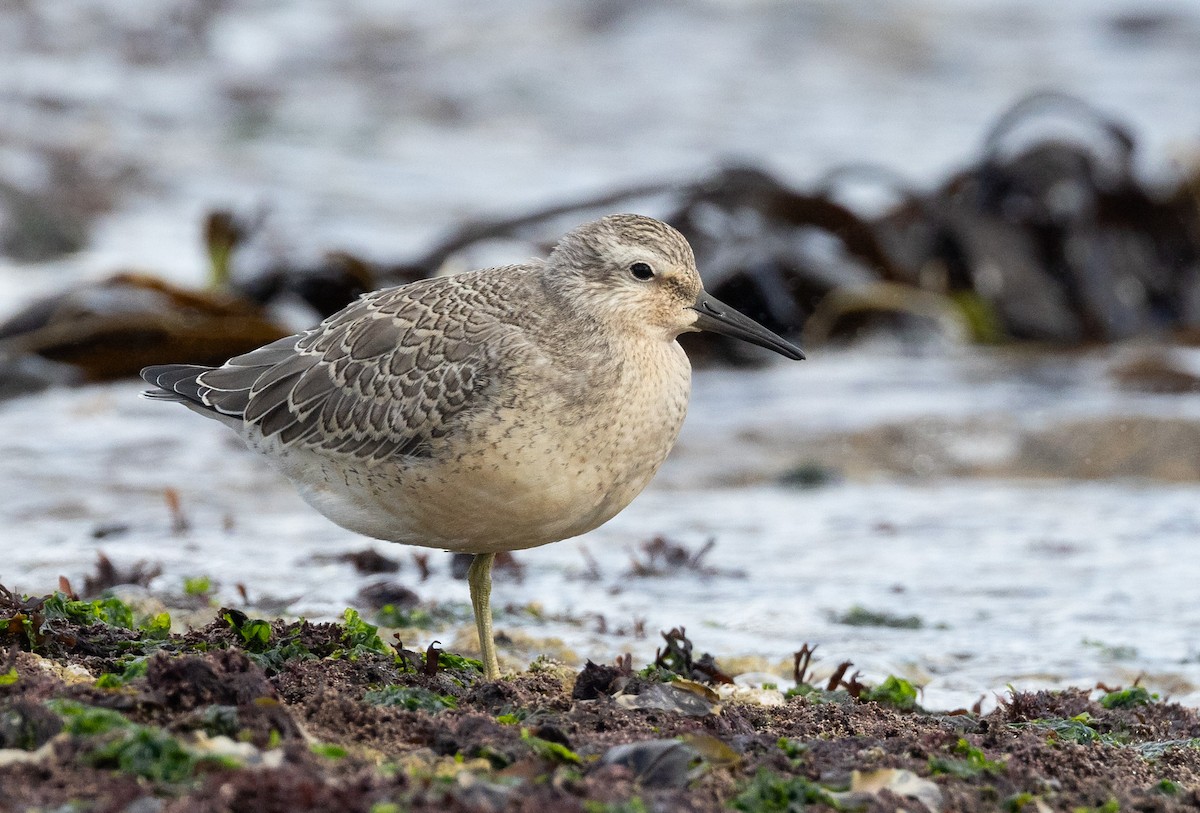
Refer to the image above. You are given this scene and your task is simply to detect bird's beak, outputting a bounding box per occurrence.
[690,290,806,360]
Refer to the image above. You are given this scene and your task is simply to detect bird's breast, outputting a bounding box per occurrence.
[522,336,692,537]
[412,337,690,551]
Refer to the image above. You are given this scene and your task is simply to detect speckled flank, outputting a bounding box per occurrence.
[142,214,704,554]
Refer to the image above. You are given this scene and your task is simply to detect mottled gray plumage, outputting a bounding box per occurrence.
[147,273,519,462]
[141,213,804,678]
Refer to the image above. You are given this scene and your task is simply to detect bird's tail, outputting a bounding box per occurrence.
[139,364,212,406]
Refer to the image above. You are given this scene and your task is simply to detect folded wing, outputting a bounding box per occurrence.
[142,277,505,462]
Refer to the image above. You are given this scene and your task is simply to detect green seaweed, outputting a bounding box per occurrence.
[1004,792,1039,812]
[183,576,213,597]
[50,700,131,736]
[336,608,391,659]
[437,651,484,673]
[636,664,680,683]
[43,593,134,630]
[862,675,919,710]
[731,769,842,812]
[49,700,235,781]
[1072,800,1119,813]
[951,291,1005,344]
[584,800,649,813]
[929,738,1006,778]
[223,612,272,651]
[776,737,808,760]
[363,685,457,713]
[95,656,150,688]
[1010,713,1124,746]
[311,742,348,760]
[1098,686,1157,709]
[521,728,582,765]
[222,612,315,672]
[141,612,172,639]
[86,726,204,782]
[832,605,923,629]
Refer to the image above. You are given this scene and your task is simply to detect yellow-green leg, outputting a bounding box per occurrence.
[468,553,500,679]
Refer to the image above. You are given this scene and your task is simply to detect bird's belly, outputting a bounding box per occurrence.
[274,439,654,554]
[250,340,691,554]
[257,397,682,554]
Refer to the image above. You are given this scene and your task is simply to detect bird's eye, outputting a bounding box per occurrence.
[629,262,654,281]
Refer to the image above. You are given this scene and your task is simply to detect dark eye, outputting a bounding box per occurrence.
[629,262,654,281]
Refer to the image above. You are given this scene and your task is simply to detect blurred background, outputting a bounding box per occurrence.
[2,0,1200,710]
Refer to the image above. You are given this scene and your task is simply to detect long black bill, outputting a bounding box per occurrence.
[690,291,806,360]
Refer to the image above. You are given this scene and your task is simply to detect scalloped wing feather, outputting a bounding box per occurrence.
[192,276,511,462]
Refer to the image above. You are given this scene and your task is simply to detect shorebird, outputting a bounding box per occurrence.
[141,214,804,679]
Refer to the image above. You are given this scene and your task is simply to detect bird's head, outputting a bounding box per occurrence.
[547,213,804,360]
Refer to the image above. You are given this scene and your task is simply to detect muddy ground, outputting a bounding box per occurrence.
[2,586,1199,813]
